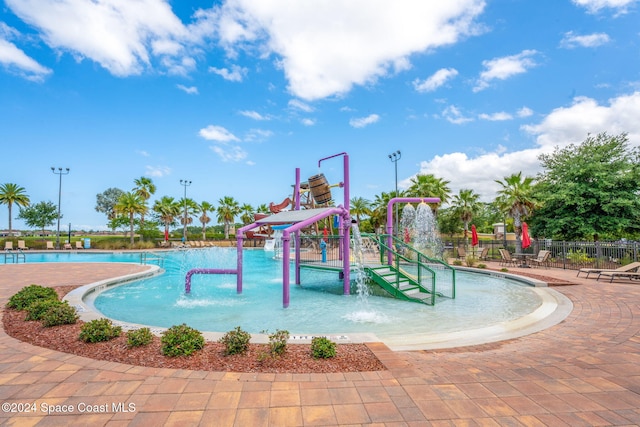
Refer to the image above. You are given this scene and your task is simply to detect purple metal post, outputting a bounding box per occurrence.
[386,197,441,265]
[236,222,261,293]
[295,168,301,285]
[185,268,238,293]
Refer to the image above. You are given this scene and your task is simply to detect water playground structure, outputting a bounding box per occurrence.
[185,152,456,308]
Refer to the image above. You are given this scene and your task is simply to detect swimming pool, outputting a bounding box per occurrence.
[64,248,570,350]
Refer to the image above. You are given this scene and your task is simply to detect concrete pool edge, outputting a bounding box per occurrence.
[64,265,572,351]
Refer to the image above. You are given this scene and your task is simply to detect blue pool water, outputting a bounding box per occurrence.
[81,248,544,341]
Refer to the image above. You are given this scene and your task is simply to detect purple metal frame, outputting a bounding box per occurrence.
[185,268,238,293]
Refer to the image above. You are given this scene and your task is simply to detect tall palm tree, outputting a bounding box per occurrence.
[0,183,30,235]
[350,197,371,224]
[115,192,147,245]
[217,196,241,239]
[198,201,214,240]
[240,203,254,225]
[256,204,269,214]
[495,172,537,253]
[369,191,397,233]
[407,174,451,211]
[451,189,480,246]
[133,177,156,226]
[153,196,181,240]
[179,198,198,239]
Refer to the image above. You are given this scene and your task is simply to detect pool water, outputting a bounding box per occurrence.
[89,248,543,340]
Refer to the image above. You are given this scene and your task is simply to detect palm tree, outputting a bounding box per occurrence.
[240,203,254,225]
[256,204,270,214]
[217,196,241,239]
[153,196,181,240]
[369,191,397,233]
[407,174,451,211]
[179,198,199,239]
[0,183,30,235]
[350,197,371,224]
[198,201,214,240]
[451,189,480,247]
[495,172,537,253]
[115,192,147,245]
[133,177,156,226]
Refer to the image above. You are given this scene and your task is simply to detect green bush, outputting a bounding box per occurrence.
[126,327,154,348]
[7,285,58,310]
[268,329,290,357]
[311,336,336,359]
[41,302,78,327]
[161,324,205,357]
[219,326,251,355]
[25,299,63,321]
[477,263,487,269]
[79,318,122,343]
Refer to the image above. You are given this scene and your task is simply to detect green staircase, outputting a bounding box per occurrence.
[366,265,435,305]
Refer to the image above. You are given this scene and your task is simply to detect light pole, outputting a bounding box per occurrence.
[180,179,192,242]
[51,167,70,249]
[388,150,401,236]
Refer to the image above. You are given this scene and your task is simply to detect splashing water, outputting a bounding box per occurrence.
[350,223,370,304]
[414,202,444,259]
[400,203,416,242]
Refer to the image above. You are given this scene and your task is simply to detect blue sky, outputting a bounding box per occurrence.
[1,0,639,231]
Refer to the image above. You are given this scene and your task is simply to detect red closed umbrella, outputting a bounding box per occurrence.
[521,222,531,249]
[323,227,328,242]
[164,228,169,241]
[471,225,479,247]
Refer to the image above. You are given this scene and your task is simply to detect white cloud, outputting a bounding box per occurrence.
[474,49,538,92]
[198,125,240,142]
[441,105,474,124]
[215,1,486,100]
[239,110,270,120]
[210,145,248,162]
[136,150,151,157]
[145,165,171,177]
[177,84,198,94]
[413,68,459,92]
[517,107,533,118]
[244,128,273,141]
[6,0,190,76]
[300,118,316,126]
[288,99,314,113]
[209,64,247,81]
[560,31,610,48]
[0,35,52,81]
[571,0,638,14]
[349,113,380,128]
[478,111,512,121]
[522,92,640,148]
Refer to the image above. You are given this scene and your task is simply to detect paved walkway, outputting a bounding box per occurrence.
[1,262,640,426]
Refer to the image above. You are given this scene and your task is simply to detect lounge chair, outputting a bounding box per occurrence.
[529,250,551,268]
[75,241,84,249]
[479,247,489,261]
[46,241,54,250]
[597,263,640,282]
[4,241,13,250]
[577,262,640,279]
[499,248,518,267]
[18,240,29,250]
[457,246,466,259]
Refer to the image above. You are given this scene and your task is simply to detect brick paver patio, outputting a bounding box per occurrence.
[1,261,639,426]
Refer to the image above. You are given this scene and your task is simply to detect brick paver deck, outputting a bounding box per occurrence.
[1,261,639,426]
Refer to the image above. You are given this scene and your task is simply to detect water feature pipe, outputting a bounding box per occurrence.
[185,268,238,293]
[386,197,440,265]
[236,222,262,294]
[318,152,351,296]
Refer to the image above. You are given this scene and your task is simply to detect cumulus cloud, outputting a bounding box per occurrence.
[571,0,638,14]
[209,64,247,81]
[560,31,610,48]
[210,145,248,162]
[474,49,538,92]
[145,165,171,177]
[199,125,240,142]
[239,110,270,120]
[176,84,198,94]
[517,107,534,117]
[244,128,273,141]
[441,105,474,124]
[300,118,316,126]
[5,0,190,76]
[349,113,380,128]
[478,111,512,121]
[214,1,486,100]
[0,24,52,81]
[413,68,459,92]
[288,99,314,113]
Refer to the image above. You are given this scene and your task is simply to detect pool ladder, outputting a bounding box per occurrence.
[140,252,165,267]
[4,249,26,264]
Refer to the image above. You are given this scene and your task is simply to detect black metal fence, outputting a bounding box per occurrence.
[443,238,640,271]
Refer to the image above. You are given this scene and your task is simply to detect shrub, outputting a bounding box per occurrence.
[477,263,487,269]
[126,327,154,348]
[219,326,251,355]
[161,324,205,357]
[25,299,63,321]
[500,268,509,272]
[79,318,122,343]
[41,302,78,327]
[268,329,290,357]
[311,336,336,359]
[7,285,58,310]
[452,260,462,266]
[464,256,477,267]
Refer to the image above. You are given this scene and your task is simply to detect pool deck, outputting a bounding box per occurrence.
[1,261,640,426]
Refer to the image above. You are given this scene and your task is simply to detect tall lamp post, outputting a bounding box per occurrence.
[180,179,192,242]
[51,167,70,249]
[388,150,401,236]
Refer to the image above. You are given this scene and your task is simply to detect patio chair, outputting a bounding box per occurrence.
[75,241,84,249]
[597,269,640,283]
[17,240,29,250]
[498,248,517,267]
[457,246,466,259]
[4,241,13,250]
[529,250,551,268]
[46,241,54,250]
[577,261,640,279]
[479,247,489,261]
